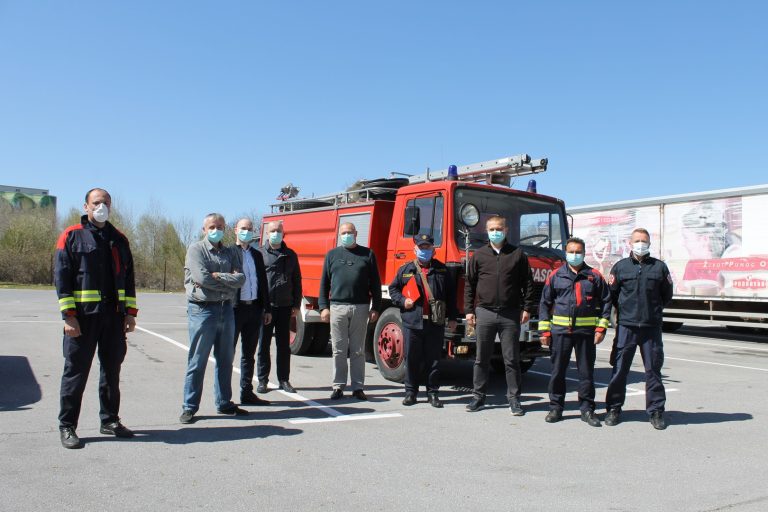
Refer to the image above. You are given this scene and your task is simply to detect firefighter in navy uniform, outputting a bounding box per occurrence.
[604,228,674,430]
[55,188,138,449]
[539,237,611,427]
[388,234,457,408]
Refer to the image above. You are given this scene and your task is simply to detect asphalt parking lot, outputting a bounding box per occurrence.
[2,289,767,511]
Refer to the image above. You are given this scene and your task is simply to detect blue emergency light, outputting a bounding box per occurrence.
[447,165,458,181]
[526,179,537,193]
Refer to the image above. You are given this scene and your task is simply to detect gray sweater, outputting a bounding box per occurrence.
[184,239,245,302]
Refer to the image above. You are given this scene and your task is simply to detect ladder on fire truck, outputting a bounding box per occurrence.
[271,153,548,213]
[405,153,548,185]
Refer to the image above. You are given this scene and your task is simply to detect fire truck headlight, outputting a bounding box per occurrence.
[460,203,480,227]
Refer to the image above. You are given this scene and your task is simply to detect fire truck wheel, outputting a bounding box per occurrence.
[289,313,316,355]
[491,358,535,374]
[309,323,330,354]
[373,308,406,383]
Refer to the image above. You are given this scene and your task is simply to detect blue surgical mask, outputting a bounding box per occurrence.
[269,231,283,245]
[415,247,434,262]
[207,229,224,244]
[488,230,506,245]
[238,229,254,243]
[566,253,585,266]
[340,233,355,248]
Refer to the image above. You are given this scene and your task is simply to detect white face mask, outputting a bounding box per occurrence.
[92,203,109,223]
[632,241,650,256]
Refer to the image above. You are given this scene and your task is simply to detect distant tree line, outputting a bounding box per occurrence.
[0,200,259,291]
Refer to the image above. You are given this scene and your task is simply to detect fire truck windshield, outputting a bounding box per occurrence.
[454,188,567,252]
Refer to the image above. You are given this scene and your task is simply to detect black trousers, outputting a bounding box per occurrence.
[473,306,521,401]
[257,305,292,383]
[548,331,597,412]
[403,321,443,394]
[606,325,666,414]
[233,302,264,394]
[59,310,127,429]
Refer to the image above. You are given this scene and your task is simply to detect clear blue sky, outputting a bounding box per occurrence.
[1,1,766,227]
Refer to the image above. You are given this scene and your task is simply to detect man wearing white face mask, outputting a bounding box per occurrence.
[319,222,382,400]
[538,238,611,426]
[605,228,674,430]
[389,234,457,407]
[257,221,302,394]
[180,213,246,424]
[231,218,272,405]
[55,188,138,448]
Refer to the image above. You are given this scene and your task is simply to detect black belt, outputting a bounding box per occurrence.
[238,300,261,306]
[191,300,231,306]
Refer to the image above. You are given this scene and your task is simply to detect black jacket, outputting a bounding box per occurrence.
[610,255,673,328]
[54,215,138,319]
[389,259,458,330]
[231,244,271,313]
[464,242,535,315]
[259,242,302,309]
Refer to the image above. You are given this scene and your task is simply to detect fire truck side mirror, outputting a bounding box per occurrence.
[404,206,420,236]
[567,213,574,237]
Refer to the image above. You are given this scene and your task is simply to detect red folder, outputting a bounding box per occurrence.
[403,276,421,301]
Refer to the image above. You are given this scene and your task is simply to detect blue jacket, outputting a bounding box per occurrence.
[539,263,611,335]
[609,255,673,328]
[389,259,458,330]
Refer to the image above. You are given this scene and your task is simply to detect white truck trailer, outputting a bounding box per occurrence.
[569,184,768,331]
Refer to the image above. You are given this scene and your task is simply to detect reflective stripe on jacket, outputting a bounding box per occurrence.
[54,215,138,319]
[538,263,611,335]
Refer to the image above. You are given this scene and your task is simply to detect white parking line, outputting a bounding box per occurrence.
[527,370,679,397]
[666,338,768,352]
[135,326,402,423]
[595,347,767,372]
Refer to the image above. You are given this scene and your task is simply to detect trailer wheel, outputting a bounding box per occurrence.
[373,308,406,383]
[662,322,683,333]
[309,323,330,355]
[289,314,316,355]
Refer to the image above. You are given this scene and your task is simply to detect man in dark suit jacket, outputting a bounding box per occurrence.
[232,217,272,405]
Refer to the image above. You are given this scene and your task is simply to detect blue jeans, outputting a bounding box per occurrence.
[182,301,236,413]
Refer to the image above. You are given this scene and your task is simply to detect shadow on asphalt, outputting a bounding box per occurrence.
[0,355,42,411]
[82,424,303,445]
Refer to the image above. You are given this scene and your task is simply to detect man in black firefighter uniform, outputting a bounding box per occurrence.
[55,188,138,449]
[389,235,457,407]
[539,237,611,427]
[605,227,674,430]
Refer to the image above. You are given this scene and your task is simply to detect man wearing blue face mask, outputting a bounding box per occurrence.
[231,217,272,406]
[605,228,673,430]
[319,222,382,400]
[389,234,457,407]
[180,213,246,424]
[257,221,302,394]
[538,237,611,426]
[465,216,535,415]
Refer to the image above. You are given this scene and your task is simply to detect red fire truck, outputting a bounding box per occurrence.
[261,154,568,382]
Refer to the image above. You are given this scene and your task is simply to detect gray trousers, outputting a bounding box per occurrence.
[330,304,370,391]
[473,306,522,401]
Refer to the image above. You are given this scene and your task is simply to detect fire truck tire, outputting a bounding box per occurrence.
[373,308,406,383]
[491,358,535,374]
[662,322,683,332]
[289,314,316,355]
[309,323,330,354]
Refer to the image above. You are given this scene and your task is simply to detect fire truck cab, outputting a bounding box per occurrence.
[262,154,568,382]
